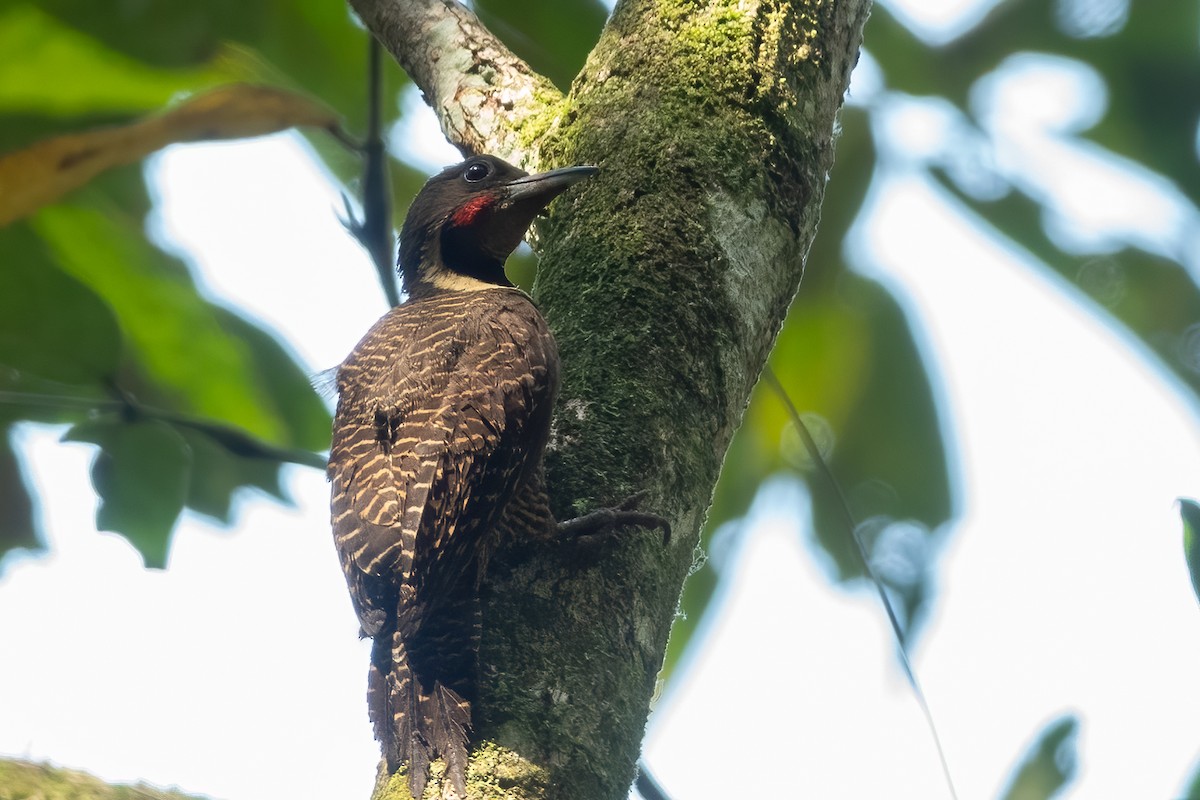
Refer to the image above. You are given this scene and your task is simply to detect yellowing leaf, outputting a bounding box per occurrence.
[0,84,343,226]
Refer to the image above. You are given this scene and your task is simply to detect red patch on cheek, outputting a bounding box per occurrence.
[450,194,494,228]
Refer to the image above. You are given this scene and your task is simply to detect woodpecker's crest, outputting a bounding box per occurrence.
[398,154,598,297]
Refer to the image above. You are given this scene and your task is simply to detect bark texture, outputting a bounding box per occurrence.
[350,1,870,798]
[346,0,565,166]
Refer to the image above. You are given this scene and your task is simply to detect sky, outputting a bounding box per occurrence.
[3,2,1200,798]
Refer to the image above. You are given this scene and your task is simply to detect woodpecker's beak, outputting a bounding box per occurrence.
[456,163,599,264]
[501,165,599,208]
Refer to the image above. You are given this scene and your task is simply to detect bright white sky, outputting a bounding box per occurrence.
[3,4,1200,799]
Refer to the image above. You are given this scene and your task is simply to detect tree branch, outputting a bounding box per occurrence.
[346,0,564,166]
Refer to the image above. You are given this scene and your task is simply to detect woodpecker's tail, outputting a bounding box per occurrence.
[369,592,480,799]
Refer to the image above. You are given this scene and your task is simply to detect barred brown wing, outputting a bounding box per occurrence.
[329,289,557,612]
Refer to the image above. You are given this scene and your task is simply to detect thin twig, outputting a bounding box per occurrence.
[0,389,326,470]
[364,38,399,307]
[342,38,399,307]
[325,123,364,154]
[635,762,670,800]
[763,366,958,800]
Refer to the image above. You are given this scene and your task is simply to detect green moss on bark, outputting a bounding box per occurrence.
[471,2,866,799]
[532,0,845,525]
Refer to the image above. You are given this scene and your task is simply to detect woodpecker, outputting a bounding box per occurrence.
[329,154,666,799]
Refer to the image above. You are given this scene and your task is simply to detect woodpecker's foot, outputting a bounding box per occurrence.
[557,492,671,546]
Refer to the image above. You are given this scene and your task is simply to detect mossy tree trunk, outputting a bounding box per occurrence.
[351,1,870,798]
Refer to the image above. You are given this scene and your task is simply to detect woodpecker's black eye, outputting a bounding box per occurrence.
[463,162,490,183]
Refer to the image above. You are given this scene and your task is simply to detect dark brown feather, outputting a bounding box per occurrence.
[330,286,558,797]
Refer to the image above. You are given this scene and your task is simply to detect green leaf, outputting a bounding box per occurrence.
[165,412,325,470]
[1180,498,1200,608]
[211,309,332,453]
[36,0,259,70]
[173,425,285,524]
[65,418,191,568]
[664,112,951,677]
[29,200,293,445]
[1085,10,1200,203]
[227,0,380,135]
[0,4,229,116]
[0,222,122,385]
[797,274,953,584]
[868,0,1200,203]
[40,0,386,134]
[998,715,1080,800]
[0,423,41,563]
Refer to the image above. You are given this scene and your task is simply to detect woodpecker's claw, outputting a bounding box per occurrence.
[614,489,651,512]
[557,493,671,546]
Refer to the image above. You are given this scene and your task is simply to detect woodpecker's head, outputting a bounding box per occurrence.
[398,154,598,297]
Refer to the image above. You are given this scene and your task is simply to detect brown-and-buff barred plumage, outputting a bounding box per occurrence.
[330,288,559,798]
[330,155,666,800]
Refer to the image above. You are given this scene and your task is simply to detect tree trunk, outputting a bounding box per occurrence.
[349,1,870,798]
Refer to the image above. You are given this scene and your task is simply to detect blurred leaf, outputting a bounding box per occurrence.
[798,274,952,584]
[665,108,952,678]
[998,714,1080,800]
[774,106,951,587]
[0,4,231,116]
[1183,759,1200,800]
[474,0,608,90]
[0,423,40,562]
[0,222,122,385]
[1181,498,1200,608]
[700,107,878,538]
[65,418,191,568]
[0,2,343,568]
[869,1,1200,201]
[35,0,375,128]
[174,425,286,524]
[35,0,258,70]
[169,413,326,471]
[237,0,377,134]
[0,84,343,226]
[11,0,393,214]
[211,309,332,453]
[939,175,1200,407]
[1079,7,1200,204]
[29,199,293,445]
[0,113,125,155]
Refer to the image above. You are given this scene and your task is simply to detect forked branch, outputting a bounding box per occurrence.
[346,0,562,167]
